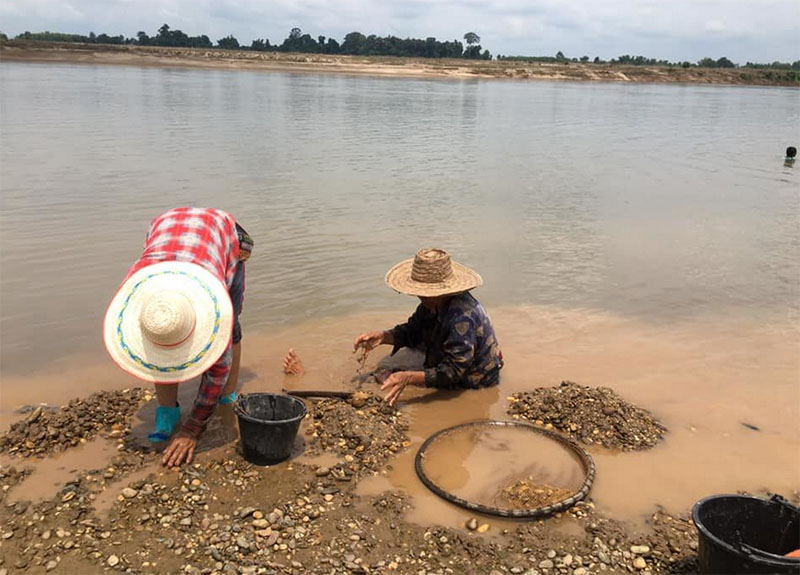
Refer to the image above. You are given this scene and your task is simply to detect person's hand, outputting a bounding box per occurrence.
[353,331,386,358]
[380,371,418,406]
[162,433,197,468]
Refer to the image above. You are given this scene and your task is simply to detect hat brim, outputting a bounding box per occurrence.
[385,258,483,297]
[103,261,233,384]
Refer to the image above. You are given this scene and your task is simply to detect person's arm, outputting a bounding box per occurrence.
[162,344,231,467]
[184,343,231,436]
[388,304,428,354]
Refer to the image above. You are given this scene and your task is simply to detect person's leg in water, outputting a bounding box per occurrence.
[283,348,306,375]
[149,383,181,442]
[219,263,245,405]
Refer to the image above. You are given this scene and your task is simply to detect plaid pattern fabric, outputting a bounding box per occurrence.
[124,207,241,438]
[390,292,503,389]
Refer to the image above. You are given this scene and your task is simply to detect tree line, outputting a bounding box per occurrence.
[497,51,800,70]
[5,25,492,60]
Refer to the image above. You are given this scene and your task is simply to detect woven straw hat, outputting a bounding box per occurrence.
[103,261,233,383]
[385,248,483,297]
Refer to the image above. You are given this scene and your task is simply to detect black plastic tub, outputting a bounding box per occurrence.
[692,494,800,574]
[234,393,307,465]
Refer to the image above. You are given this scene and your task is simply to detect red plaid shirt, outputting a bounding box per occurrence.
[125,207,240,438]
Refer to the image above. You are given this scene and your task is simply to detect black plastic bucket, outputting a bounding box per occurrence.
[692,494,800,574]
[234,393,307,466]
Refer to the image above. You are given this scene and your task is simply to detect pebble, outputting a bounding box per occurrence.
[45,561,57,571]
[466,518,478,530]
[107,555,119,567]
[324,494,334,502]
[252,519,269,528]
[236,536,250,550]
[563,554,573,566]
[252,511,263,519]
[538,559,554,569]
[630,545,650,555]
[573,569,587,575]
[315,467,330,477]
[121,487,138,499]
[633,557,647,570]
[547,550,557,559]
[476,523,490,533]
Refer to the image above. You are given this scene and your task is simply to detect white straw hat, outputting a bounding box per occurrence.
[103,261,233,383]
[385,248,482,297]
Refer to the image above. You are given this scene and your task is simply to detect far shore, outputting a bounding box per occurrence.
[2,40,798,86]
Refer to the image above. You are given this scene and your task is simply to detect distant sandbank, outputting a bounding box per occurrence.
[2,41,797,86]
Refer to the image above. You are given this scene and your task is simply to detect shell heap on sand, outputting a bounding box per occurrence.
[507,381,667,451]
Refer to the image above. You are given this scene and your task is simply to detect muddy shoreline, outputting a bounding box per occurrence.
[0,384,793,575]
[2,41,797,87]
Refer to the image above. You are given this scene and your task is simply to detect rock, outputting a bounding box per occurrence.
[107,555,119,567]
[573,569,587,575]
[45,560,58,571]
[466,518,478,530]
[239,507,257,519]
[538,559,554,569]
[547,550,557,559]
[563,554,573,566]
[122,487,138,499]
[265,532,279,546]
[324,494,334,502]
[510,568,524,574]
[236,535,250,551]
[252,519,269,528]
[350,391,370,408]
[476,523,490,533]
[316,467,331,477]
[633,557,647,570]
[630,545,650,555]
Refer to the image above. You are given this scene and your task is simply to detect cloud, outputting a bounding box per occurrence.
[0,0,797,62]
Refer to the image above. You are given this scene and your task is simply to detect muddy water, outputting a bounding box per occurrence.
[3,306,797,528]
[416,426,586,508]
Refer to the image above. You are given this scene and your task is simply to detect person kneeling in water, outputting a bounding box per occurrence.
[284,248,503,406]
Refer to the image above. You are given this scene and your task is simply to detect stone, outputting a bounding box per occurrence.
[563,554,573,566]
[45,561,57,571]
[122,488,138,499]
[324,494,334,502]
[466,518,478,530]
[107,555,120,567]
[252,519,269,528]
[315,467,331,477]
[538,559,554,569]
[630,545,650,555]
[573,569,587,575]
[633,557,647,570]
[476,523,490,533]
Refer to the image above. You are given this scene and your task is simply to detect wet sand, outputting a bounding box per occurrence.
[2,305,798,526]
[2,41,796,86]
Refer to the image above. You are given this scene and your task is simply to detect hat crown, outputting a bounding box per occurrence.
[139,291,196,347]
[410,248,454,284]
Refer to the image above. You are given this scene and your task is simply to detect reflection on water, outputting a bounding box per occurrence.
[1,63,799,374]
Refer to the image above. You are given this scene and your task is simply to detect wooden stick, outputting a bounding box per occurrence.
[282,388,354,399]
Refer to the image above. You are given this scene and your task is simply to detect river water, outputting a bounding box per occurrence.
[1,62,798,523]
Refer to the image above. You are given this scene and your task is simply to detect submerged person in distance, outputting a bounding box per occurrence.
[284,248,503,406]
[785,146,797,167]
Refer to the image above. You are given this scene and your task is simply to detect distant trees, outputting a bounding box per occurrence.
[11,25,797,71]
[217,35,240,50]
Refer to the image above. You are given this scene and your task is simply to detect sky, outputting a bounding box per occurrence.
[1,0,798,64]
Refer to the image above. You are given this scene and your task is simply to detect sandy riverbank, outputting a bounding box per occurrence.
[1,306,798,574]
[2,41,797,86]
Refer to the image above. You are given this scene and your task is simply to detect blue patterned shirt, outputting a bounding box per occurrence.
[390,293,503,389]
